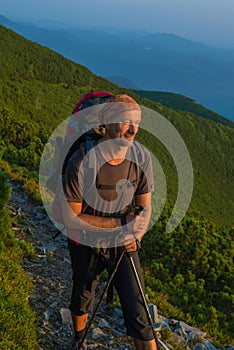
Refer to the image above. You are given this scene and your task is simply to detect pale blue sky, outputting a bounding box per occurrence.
[1,0,234,47]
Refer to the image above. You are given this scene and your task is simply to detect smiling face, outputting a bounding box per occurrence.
[105,109,141,146]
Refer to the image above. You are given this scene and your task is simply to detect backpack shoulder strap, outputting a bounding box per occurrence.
[84,138,99,188]
[129,140,145,182]
[132,140,145,165]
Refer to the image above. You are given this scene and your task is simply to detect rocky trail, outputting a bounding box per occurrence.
[9,180,134,350]
[8,180,233,350]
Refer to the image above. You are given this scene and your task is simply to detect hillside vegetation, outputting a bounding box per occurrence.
[0,25,233,347]
[0,172,37,349]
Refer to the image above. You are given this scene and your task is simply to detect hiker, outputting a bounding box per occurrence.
[62,93,157,350]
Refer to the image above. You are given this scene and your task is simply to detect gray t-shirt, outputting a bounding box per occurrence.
[63,141,154,218]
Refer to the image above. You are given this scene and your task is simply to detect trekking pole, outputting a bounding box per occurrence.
[75,249,125,350]
[156,338,171,350]
[128,254,161,349]
[124,205,161,346]
[128,254,171,350]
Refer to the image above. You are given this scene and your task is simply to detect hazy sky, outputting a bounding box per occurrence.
[1,0,234,47]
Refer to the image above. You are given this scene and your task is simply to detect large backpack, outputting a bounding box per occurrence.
[46,91,114,225]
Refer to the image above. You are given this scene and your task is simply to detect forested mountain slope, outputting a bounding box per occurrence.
[1,24,233,228]
[0,24,233,347]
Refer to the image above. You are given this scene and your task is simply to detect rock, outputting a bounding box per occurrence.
[43,310,50,321]
[204,340,220,350]
[168,318,178,326]
[60,308,73,324]
[91,327,106,339]
[149,303,159,323]
[63,257,71,264]
[98,318,110,328]
[45,244,57,252]
[36,326,46,334]
[149,303,161,331]
[158,315,170,329]
[179,320,206,340]
[171,332,187,347]
[193,343,207,350]
[113,307,123,319]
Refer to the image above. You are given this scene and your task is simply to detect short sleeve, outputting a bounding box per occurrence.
[63,150,83,202]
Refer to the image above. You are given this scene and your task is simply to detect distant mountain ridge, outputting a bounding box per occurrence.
[0,14,234,122]
[132,90,234,128]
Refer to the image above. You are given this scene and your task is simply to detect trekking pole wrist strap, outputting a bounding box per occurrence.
[135,238,141,251]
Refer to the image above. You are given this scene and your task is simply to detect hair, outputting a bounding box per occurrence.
[100,94,141,125]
